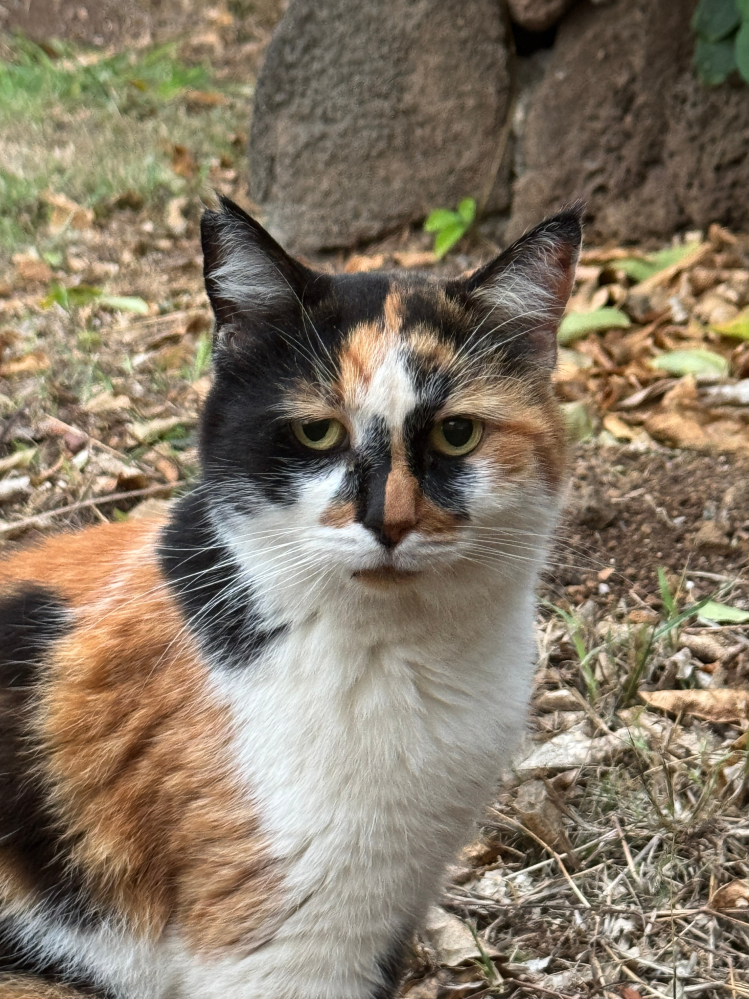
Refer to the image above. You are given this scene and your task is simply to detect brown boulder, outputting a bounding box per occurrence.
[508,0,749,244]
[249,0,512,252]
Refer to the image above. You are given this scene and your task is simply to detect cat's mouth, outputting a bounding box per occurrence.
[352,567,422,587]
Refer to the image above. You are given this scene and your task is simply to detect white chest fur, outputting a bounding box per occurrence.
[181,572,538,999]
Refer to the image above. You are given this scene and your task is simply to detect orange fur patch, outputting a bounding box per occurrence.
[0,519,158,607]
[382,289,404,334]
[337,321,382,403]
[444,380,566,491]
[0,520,280,955]
[0,978,86,998]
[320,500,356,528]
[478,414,565,490]
[406,327,458,372]
[382,436,418,544]
[336,285,406,409]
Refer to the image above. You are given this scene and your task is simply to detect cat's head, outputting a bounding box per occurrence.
[199,197,581,595]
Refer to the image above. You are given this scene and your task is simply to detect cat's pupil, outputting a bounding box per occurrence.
[303,420,331,442]
[442,418,473,447]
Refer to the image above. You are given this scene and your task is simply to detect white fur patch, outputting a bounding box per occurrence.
[187,554,542,999]
[209,225,291,312]
[357,347,417,431]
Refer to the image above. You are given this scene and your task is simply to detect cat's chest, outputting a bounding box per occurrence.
[220,608,529,904]
[177,598,535,998]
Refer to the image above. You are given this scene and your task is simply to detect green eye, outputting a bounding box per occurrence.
[292,418,347,451]
[430,417,483,456]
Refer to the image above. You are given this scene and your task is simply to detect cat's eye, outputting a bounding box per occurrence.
[292,418,347,451]
[430,417,483,457]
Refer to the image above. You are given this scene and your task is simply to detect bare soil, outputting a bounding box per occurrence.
[549,444,749,605]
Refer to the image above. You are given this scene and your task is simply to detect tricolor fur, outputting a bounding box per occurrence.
[0,198,582,999]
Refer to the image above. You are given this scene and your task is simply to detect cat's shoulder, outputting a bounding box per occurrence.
[0,516,168,607]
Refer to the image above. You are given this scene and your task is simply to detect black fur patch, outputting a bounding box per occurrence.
[371,927,414,999]
[0,585,103,963]
[355,417,393,546]
[159,490,288,666]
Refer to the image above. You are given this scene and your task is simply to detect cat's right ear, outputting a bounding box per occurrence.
[200,196,317,334]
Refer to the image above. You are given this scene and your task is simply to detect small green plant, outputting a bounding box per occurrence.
[620,577,713,706]
[542,600,600,703]
[691,0,749,85]
[41,281,148,314]
[190,333,213,382]
[423,198,476,258]
[467,921,500,987]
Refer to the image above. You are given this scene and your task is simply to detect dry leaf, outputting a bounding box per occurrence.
[153,454,180,483]
[514,727,625,775]
[84,391,131,414]
[0,351,50,376]
[127,498,173,521]
[191,376,212,403]
[183,89,229,109]
[166,196,189,236]
[534,688,580,712]
[639,688,749,723]
[422,907,498,968]
[128,416,192,445]
[602,413,640,441]
[514,779,571,852]
[681,634,729,663]
[628,608,660,624]
[402,978,440,999]
[644,412,709,451]
[171,144,198,179]
[42,189,94,232]
[13,255,52,284]
[392,251,437,268]
[692,521,731,552]
[343,254,385,273]
[710,879,749,910]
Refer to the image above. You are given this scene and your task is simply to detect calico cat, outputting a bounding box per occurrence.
[0,197,581,999]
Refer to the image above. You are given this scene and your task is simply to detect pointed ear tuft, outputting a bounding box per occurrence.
[448,202,584,370]
[200,196,312,329]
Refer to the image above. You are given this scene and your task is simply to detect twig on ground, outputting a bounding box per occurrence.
[0,482,180,535]
[493,811,591,909]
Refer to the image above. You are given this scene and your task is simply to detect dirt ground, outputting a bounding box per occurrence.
[1,5,748,998]
[551,445,749,602]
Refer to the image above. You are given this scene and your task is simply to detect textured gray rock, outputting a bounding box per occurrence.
[249,0,512,252]
[508,0,749,244]
[507,0,575,32]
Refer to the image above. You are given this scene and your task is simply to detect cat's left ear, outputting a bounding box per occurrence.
[446,203,583,370]
[201,196,319,333]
